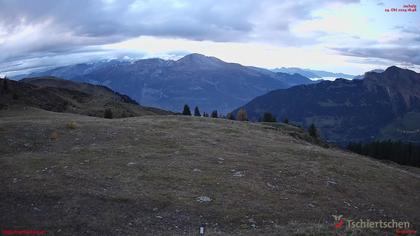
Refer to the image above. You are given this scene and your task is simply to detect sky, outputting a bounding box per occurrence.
[0,0,419,76]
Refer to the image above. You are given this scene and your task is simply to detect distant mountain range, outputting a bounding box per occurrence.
[14,54,315,114]
[236,66,420,144]
[0,76,170,117]
[271,67,355,80]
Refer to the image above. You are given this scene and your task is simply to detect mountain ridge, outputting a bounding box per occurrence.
[235,66,420,144]
[13,54,315,114]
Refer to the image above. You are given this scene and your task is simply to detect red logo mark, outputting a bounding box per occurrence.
[335,219,344,229]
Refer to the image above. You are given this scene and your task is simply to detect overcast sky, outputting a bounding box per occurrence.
[0,0,419,76]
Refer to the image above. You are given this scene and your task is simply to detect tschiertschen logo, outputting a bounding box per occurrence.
[332,215,417,235]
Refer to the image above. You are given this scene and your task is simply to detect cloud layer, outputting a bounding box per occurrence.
[0,0,418,75]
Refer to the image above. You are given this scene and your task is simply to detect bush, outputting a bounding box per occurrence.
[210,110,218,118]
[66,121,77,129]
[50,131,59,141]
[262,112,276,122]
[236,108,248,121]
[226,112,235,120]
[182,104,191,116]
[283,118,289,124]
[104,108,113,119]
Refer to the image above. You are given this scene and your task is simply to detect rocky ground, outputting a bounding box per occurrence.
[1,107,419,235]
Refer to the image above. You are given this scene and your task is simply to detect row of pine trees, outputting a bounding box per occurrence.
[347,140,420,167]
[181,104,249,121]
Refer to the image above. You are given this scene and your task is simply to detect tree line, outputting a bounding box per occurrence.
[347,140,420,167]
[181,104,319,138]
[182,104,249,121]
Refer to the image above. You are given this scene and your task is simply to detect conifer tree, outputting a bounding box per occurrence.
[194,106,201,116]
[182,104,191,116]
[308,123,318,138]
[3,76,9,92]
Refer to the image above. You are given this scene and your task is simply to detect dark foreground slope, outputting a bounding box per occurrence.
[1,108,419,235]
[238,66,420,144]
[0,77,171,118]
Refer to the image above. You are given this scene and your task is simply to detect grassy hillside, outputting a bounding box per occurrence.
[1,107,419,235]
[0,77,171,118]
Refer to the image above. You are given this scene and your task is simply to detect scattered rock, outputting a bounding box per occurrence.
[326,180,337,186]
[193,168,202,172]
[155,215,163,219]
[127,162,137,166]
[196,196,212,203]
[308,203,315,208]
[266,182,276,189]
[233,171,244,177]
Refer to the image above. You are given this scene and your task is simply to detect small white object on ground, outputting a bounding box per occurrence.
[233,171,244,177]
[197,196,212,203]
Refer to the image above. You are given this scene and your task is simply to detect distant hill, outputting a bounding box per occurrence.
[271,67,355,79]
[15,54,314,114]
[0,76,171,118]
[236,66,420,144]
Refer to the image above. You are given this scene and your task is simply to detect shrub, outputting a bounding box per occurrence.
[262,112,276,122]
[226,112,235,120]
[283,118,289,124]
[210,110,218,118]
[66,121,77,129]
[50,131,59,140]
[104,108,113,119]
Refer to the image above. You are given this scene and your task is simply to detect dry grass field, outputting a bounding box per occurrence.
[1,107,419,235]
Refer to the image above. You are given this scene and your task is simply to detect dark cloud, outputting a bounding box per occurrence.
[333,23,420,67]
[333,46,420,66]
